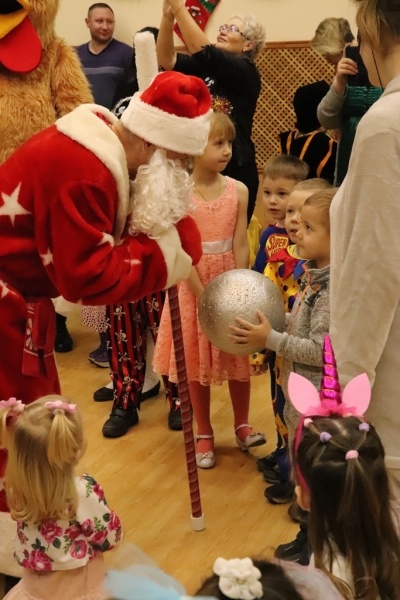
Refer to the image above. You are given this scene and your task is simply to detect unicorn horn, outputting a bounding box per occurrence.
[319,334,342,404]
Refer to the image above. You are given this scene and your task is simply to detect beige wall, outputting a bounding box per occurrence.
[56,0,356,47]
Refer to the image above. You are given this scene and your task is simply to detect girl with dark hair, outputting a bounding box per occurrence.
[290,338,400,600]
[105,552,345,600]
[197,557,345,600]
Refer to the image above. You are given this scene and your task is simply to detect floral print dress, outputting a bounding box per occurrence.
[5,474,122,600]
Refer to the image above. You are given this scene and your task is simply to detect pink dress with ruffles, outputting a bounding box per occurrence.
[153,177,250,386]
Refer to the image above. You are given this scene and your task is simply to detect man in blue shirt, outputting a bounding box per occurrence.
[76,3,135,109]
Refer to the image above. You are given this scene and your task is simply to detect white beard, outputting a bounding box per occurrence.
[129,149,193,239]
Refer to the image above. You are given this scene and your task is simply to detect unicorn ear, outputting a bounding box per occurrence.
[288,372,321,415]
[341,373,371,416]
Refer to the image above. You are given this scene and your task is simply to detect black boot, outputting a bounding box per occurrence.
[102,406,139,438]
[168,397,182,431]
[93,385,114,402]
[54,313,73,353]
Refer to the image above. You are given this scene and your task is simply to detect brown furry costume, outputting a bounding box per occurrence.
[0,0,92,580]
[0,0,93,164]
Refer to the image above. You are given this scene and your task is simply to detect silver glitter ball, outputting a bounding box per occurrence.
[198,269,285,356]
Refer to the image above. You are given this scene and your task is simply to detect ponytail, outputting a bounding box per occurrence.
[297,416,400,600]
[5,396,85,523]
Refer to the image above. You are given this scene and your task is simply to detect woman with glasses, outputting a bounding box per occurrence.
[330,0,400,519]
[157,0,266,223]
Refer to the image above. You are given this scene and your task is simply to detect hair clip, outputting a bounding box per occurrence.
[0,397,25,415]
[345,450,359,460]
[304,418,313,428]
[45,400,77,414]
[359,422,370,432]
[319,431,332,443]
[213,557,263,600]
[211,95,233,116]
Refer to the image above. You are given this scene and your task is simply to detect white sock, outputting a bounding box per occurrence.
[143,330,160,393]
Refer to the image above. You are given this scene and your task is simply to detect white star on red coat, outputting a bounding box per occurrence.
[40,249,53,266]
[0,280,9,299]
[124,258,141,267]
[0,183,31,226]
[98,232,114,247]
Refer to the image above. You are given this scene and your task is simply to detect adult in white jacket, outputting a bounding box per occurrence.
[330,0,400,512]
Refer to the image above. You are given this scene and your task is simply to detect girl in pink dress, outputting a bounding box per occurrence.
[1,395,122,600]
[154,112,266,469]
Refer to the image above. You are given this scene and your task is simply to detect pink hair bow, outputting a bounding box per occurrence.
[288,373,371,419]
[45,400,77,414]
[0,397,25,415]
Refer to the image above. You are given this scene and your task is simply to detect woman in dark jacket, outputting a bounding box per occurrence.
[157,1,266,223]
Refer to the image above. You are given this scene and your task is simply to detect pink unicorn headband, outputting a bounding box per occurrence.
[290,335,371,491]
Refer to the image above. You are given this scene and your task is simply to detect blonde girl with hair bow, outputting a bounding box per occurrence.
[0,395,123,600]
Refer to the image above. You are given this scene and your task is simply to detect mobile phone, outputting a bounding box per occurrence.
[345,45,359,62]
[345,45,370,86]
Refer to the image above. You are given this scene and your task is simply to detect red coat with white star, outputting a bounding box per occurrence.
[0,103,201,434]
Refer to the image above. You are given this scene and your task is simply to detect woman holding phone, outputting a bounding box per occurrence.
[311,18,382,184]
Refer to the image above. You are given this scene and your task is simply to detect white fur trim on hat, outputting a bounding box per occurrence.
[121,93,212,156]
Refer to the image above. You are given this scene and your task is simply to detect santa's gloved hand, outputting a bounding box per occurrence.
[174,215,202,266]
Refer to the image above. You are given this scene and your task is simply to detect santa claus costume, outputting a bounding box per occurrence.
[0,69,212,576]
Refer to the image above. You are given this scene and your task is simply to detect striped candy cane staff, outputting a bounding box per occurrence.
[135,30,205,531]
[168,285,205,530]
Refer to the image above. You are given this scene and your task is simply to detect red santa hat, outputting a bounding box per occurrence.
[121,70,212,156]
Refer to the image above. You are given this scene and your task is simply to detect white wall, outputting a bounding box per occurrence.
[56,0,357,47]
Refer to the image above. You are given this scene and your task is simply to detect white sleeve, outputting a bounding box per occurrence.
[330,124,400,388]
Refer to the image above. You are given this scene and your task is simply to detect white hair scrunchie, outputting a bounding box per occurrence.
[213,558,263,600]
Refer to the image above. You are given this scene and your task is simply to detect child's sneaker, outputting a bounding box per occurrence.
[256,452,278,474]
[88,332,109,368]
[264,481,295,504]
[261,463,283,484]
[88,345,109,368]
[287,501,309,526]
[274,527,309,566]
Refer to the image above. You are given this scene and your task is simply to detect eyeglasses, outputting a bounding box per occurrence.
[218,24,249,40]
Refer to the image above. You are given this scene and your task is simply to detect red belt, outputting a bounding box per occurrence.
[22,296,56,379]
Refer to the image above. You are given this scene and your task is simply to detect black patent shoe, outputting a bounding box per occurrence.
[54,313,73,352]
[168,398,182,431]
[93,386,114,402]
[102,407,139,438]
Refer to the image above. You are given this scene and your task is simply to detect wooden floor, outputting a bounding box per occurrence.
[50,310,299,593]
